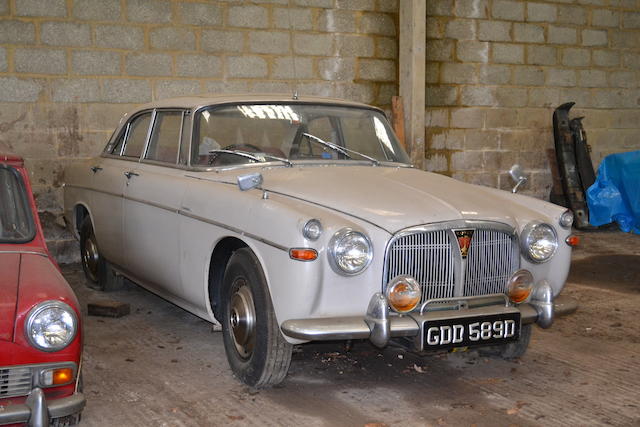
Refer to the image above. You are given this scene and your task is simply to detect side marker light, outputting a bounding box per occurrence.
[289,248,318,261]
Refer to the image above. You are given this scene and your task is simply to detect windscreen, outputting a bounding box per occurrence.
[192,104,410,167]
[0,166,35,243]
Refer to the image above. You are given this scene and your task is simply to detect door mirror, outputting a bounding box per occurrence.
[509,164,528,193]
[237,172,263,191]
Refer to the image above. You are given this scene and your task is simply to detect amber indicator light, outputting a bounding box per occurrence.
[565,235,580,247]
[289,248,318,261]
[52,368,74,385]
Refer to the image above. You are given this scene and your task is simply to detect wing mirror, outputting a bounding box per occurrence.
[237,172,263,191]
[509,164,528,194]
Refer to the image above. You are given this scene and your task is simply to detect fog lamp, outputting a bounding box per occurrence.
[41,367,74,387]
[507,269,534,304]
[385,275,421,313]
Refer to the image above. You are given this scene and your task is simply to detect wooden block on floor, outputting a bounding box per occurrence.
[87,300,130,318]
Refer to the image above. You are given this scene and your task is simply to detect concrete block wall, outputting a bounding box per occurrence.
[0,0,397,261]
[425,0,640,199]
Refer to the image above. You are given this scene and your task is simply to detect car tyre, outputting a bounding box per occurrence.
[79,217,123,292]
[221,248,292,387]
[478,323,532,359]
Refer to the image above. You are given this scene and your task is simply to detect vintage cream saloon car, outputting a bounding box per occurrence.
[64,94,577,387]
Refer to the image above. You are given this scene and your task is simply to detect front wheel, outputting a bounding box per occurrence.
[79,217,122,292]
[478,324,532,359]
[221,248,292,387]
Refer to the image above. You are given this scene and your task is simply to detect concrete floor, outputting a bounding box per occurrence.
[65,231,640,427]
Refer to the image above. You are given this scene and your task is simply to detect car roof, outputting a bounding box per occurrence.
[127,93,382,117]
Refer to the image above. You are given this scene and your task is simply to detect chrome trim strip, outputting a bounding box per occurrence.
[177,209,288,252]
[126,195,178,214]
[0,250,47,257]
[64,183,121,199]
[65,184,289,253]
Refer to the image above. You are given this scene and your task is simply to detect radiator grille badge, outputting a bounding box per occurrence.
[454,229,474,259]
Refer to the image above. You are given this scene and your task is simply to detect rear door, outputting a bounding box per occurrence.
[122,110,190,296]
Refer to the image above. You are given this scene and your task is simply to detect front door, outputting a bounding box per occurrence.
[122,110,188,296]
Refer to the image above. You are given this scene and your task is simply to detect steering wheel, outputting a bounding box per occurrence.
[221,143,262,152]
[208,143,263,166]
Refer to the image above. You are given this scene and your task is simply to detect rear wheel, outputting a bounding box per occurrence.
[221,248,292,387]
[79,217,123,291]
[479,324,532,359]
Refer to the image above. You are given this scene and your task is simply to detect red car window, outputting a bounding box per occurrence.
[0,165,35,243]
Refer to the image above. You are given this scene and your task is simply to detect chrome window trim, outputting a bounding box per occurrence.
[176,110,185,164]
[114,109,156,161]
[382,220,520,295]
[141,109,187,166]
[139,110,157,161]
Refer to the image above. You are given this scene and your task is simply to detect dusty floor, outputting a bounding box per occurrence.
[65,231,640,427]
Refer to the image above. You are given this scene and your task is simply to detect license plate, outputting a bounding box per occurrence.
[422,312,521,350]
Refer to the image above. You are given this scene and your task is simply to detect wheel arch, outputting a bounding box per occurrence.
[207,236,249,319]
[73,203,92,237]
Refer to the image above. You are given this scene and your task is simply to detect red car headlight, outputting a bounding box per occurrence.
[25,300,78,352]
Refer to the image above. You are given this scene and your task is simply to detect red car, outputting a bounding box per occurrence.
[0,153,84,426]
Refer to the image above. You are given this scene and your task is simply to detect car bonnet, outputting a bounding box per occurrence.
[248,165,536,233]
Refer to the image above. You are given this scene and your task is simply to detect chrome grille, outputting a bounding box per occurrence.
[464,229,519,296]
[0,367,32,398]
[386,230,455,301]
[384,224,519,307]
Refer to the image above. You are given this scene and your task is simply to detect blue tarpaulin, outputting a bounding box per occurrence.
[586,150,640,234]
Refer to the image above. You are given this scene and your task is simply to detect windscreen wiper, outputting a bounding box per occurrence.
[301,133,379,166]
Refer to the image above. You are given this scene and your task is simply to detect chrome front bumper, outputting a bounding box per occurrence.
[281,283,578,349]
[0,388,85,427]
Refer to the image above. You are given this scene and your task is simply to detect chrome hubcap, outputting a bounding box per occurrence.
[82,233,99,282]
[229,281,256,359]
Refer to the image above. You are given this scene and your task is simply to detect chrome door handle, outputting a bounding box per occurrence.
[90,166,103,173]
[124,171,140,179]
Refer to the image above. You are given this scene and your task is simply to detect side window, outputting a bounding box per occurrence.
[108,127,126,155]
[145,111,183,164]
[123,113,152,158]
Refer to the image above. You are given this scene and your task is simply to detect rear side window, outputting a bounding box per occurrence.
[0,166,35,243]
[145,111,183,164]
[123,113,152,158]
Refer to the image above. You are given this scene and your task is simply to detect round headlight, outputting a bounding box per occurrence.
[559,210,574,228]
[521,222,558,263]
[386,275,421,313]
[25,301,78,352]
[506,269,534,304]
[328,228,373,275]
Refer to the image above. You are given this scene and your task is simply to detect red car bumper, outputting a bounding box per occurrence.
[0,388,85,426]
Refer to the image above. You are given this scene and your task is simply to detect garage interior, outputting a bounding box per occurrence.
[1,0,639,425]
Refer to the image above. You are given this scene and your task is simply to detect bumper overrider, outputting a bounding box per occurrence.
[281,281,578,350]
[0,388,85,427]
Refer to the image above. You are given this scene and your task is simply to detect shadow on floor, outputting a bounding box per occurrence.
[569,255,640,294]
